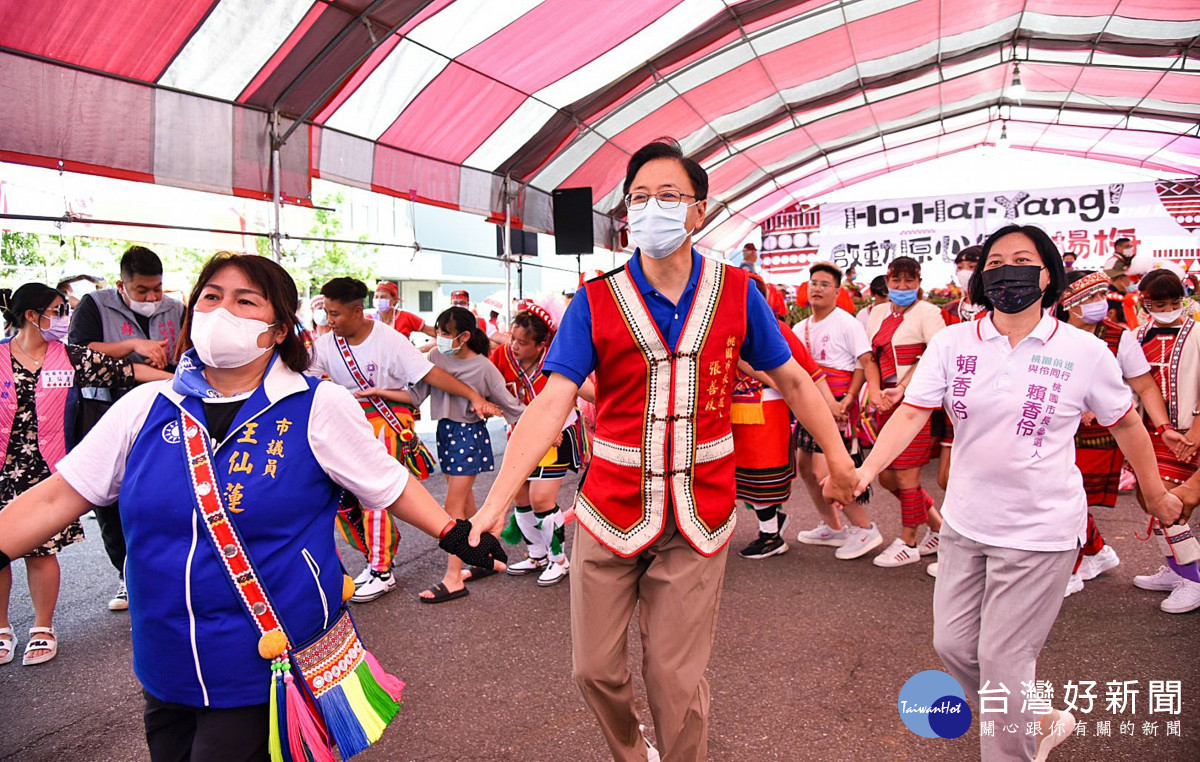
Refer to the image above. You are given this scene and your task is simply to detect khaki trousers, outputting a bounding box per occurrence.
[570,514,729,761]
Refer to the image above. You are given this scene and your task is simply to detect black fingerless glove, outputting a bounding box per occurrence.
[438,519,508,569]
[0,549,10,573]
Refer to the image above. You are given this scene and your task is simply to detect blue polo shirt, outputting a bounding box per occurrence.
[544,250,792,386]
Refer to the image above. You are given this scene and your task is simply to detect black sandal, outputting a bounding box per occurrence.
[418,581,469,604]
[460,565,497,583]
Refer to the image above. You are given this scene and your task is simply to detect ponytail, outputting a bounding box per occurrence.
[437,306,491,355]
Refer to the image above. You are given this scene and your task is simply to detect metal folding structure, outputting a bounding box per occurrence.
[1,0,1197,254]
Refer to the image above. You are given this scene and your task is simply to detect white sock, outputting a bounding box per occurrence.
[515,507,547,558]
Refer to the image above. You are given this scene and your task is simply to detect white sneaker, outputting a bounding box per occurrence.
[537,558,570,587]
[797,522,849,547]
[1160,578,1200,614]
[872,538,920,568]
[1077,545,1119,581]
[1133,565,1185,592]
[917,529,940,557]
[107,580,129,612]
[352,567,373,586]
[350,570,396,603]
[926,562,938,578]
[834,523,883,560]
[1064,573,1084,598]
[506,555,548,576]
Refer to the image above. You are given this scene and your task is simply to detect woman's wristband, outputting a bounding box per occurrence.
[438,519,457,540]
[1154,422,1177,436]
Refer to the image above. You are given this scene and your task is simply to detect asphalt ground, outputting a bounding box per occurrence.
[1,458,1197,761]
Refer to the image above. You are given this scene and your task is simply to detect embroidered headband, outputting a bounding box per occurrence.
[522,303,555,332]
[1059,272,1111,309]
[375,281,398,299]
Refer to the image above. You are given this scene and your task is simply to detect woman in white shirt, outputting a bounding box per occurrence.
[855,225,1181,762]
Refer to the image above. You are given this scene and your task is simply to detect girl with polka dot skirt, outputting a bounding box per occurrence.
[408,307,524,604]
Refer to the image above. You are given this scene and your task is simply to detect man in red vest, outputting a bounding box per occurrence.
[473,139,856,761]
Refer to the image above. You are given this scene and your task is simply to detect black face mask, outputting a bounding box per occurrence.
[982,265,1044,314]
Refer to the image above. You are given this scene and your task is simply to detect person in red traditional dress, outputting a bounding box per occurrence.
[863,256,946,569]
[1056,270,1180,598]
[1129,268,1200,614]
[731,273,834,560]
[491,304,587,586]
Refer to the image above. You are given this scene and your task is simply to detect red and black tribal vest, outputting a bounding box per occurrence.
[575,256,748,557]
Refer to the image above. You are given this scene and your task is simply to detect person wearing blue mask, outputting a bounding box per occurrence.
[0,283,168,667]
[863,256,947,569]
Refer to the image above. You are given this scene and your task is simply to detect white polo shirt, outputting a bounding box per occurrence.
[904,313,1133,552]
[793,308,871,372]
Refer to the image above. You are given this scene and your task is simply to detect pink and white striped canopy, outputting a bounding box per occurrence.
[2,0,1197,251]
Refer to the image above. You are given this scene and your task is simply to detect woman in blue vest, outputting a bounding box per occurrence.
[0,255,505,760]
[0,283,164,667]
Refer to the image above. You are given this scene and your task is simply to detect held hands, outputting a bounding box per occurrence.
[440,518,507,572]
[1080,411,1097,426]
[1163,429,1197,462]
[820,458,859,506]
[352,388,380,399]
[1170,481,1199,525]
[470,397,504,419]
[1146,489,1184,527]
[134,339,170,369]
[881,386,905,409]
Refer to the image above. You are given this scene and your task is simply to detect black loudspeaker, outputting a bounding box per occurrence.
[552,187,594,255]
[495,225,539,257]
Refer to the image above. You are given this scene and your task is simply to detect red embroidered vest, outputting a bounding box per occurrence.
[576,257,748,557]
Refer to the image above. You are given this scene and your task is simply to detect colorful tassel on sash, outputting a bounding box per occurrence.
[400,439,436,481]
[286,669,334,762]
[269,660,296,762]
[365,651,406,703]
[314,657,403,759]
[730,401,766,425]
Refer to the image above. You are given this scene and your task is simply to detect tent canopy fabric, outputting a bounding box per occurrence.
[1,0,1197,251]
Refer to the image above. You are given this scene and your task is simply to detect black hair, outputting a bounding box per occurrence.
[1055,270,1098,321]
[320,277,370,305]
[119,245,163,281]
[967,224,1067,311]
[809,262,843,286]
[869,275,888,297]
[1140,269,1185,302]
[887,256,921,280]
[1114,237,1131,247]
[0,283,65,330]
[955,245,983,266]
[180,253,309,373]
[511,310,551,345]
[436,306,490,355]
[622,139,708,201]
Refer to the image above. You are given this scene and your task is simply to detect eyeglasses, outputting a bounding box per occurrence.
[624,191,698,211]
[43,303,70,318]
[808,280,837,291]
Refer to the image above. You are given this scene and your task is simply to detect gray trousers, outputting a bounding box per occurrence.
[933,524,1077,761]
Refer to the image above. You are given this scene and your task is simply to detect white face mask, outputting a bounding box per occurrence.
[1150,308,1185,325]
[312,308,328,327]
[956,269,973,290]
[436,335,461,355]
[629,200,696,259]
[190,308,275,368]
[374,298,391,313]
[1077,300,1108,324]
[122,288,162,317]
